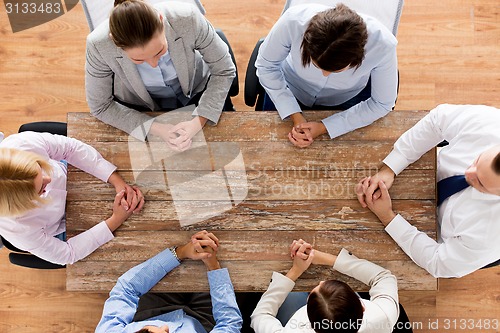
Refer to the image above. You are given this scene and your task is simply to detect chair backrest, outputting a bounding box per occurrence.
[281,0,404,36]
[80,0,206,32]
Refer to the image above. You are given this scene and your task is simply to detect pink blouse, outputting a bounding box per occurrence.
[0,131,117,265]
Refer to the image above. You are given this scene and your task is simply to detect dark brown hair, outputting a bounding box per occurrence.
[307,280,363,333]
[493,152,500,175]
[301,3,368,72]
[134,329,152,333]
[109,0,163,49]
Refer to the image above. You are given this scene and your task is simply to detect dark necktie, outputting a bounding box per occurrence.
[437,175,470,206]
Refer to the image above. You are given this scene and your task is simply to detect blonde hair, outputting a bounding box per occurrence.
[0,148,52,217]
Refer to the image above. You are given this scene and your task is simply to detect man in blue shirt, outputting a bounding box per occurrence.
[256,3,398,148]
[95,230,242,333]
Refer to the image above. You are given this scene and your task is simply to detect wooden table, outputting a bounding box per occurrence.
[66,111,437,292]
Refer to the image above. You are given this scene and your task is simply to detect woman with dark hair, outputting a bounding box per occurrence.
[256,3,398,148]
[251,239,399,333]
[85,0,235,150]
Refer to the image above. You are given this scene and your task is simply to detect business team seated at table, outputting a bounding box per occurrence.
[0,1,499,332]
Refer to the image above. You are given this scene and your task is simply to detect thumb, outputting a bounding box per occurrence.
[306,249,315,264]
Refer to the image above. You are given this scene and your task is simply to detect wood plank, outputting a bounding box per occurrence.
[66,199,436,232]
[67,110,430,143]
[67,169,435,201]
[67,260,436,292]
[71,141,435,171]
[67,230,432,263]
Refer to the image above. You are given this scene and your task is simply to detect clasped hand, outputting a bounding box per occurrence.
[176,230,221,270]
[286,239,315,281]
[288,113,327,148]
[152,117,206,152]
[355,166,397,226]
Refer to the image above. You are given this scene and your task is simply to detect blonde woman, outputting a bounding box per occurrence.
[0,131,144,265]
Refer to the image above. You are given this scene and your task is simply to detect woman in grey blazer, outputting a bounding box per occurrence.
[85,0,236,150]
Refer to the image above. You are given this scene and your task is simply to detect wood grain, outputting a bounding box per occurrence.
[67,260,436,292]
[67,169,435,201]
[67,110,431,143]
[66,199,436,232]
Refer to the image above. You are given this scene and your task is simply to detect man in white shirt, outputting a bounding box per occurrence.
[356,104,500,278]
[256,3,398,148]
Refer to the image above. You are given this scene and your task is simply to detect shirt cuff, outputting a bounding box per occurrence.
[269,271,296,292]
[385,214,414,240]
[96,161,118,183]
[91,221,115,245]
[382,150,409,176]
[208,268,232,287]
[333,248,357,272]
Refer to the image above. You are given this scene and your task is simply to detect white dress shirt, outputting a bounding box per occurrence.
[256,4,398,139]
[251,249,399,333]
[383,104,500,278]
[0,132,117,265]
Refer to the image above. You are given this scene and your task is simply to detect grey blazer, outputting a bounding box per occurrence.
[85,2,236,141]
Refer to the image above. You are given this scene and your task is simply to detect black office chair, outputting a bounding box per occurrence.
[215,29,239,111]
[0,236,65,269]
[244,38,265,110]
[0,121,67,269]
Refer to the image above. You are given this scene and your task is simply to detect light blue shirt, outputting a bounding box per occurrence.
[136,52,189,109]
[95,248,242,333]
[256,4,399,139]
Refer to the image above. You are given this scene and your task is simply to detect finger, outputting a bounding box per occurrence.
[133,196,145,213]
[288,132,300,146]
[296,251,309,260]
[176,138,192,152]
[365,179,379,206]
[194,252,212,260]
[355,182,367,208]
[290,241,302,258]
[194,238,218,252]
[372,189,382,201]
[291,127,309,141]
[120,197,129,211]
[361,177,370,194]
[171,133,190,146]
[298,243,310,254]
[299,125,314,141]
[114,189,126,203]
[128,191,139,212]
[306,249,315,265]
[204,232,220,247]
[125,185,135,207]
[379,181,391,200]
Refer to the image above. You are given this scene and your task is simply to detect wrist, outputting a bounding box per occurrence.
[175,244,188,260]
[105,215,122,232]
[286,266,303,282]
[290,113,306,126]
[314,251,336,266]
[379,211,397,227]
[196,116,208,127]
[108,173,124,189]
[204,260,221,271]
